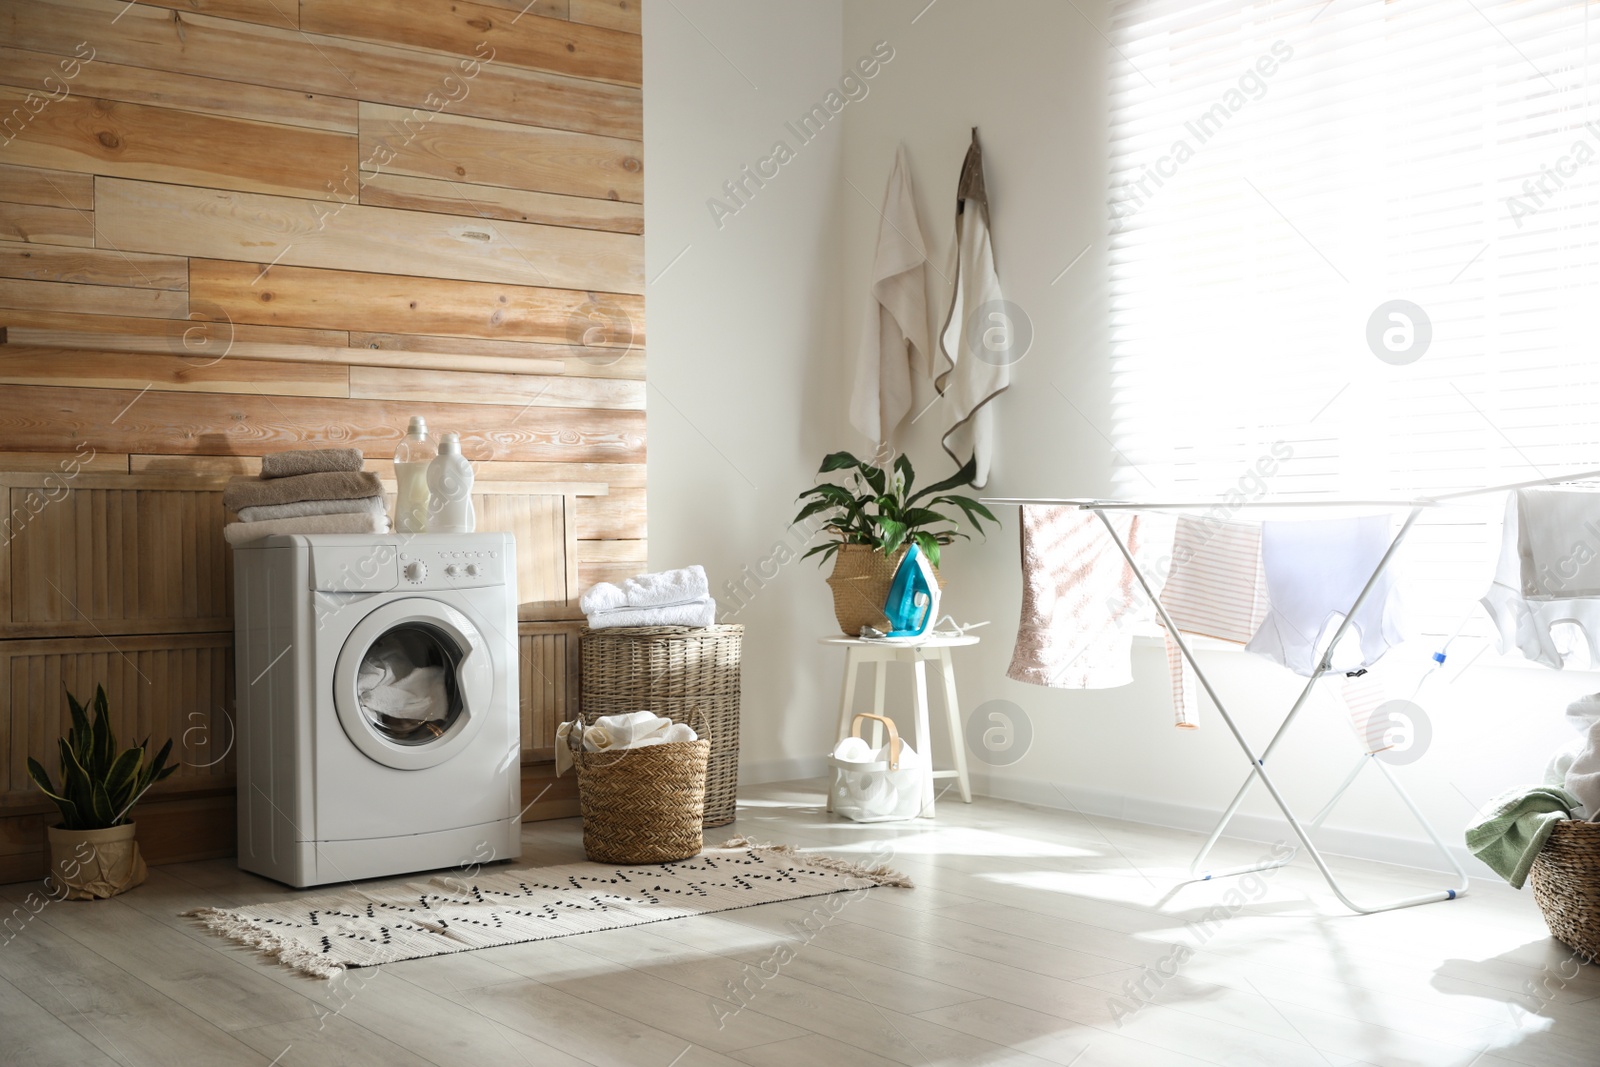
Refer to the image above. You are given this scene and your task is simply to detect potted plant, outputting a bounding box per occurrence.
[26,685,176,900]
[794,451,998,635]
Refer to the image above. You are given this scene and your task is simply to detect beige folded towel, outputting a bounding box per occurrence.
[223,512,389,545]
[237,496,388,523]
[260,448,365,479]
[223,471,382,511]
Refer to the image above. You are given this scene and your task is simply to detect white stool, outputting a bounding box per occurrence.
[820,634,976,817]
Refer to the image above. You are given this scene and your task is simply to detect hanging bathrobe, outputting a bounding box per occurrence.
[848,144,933,451]
[936,128,1010,489]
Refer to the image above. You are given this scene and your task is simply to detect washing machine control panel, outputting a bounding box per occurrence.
[398,546,506,589]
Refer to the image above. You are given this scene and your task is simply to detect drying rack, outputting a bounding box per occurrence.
[984,468,1600,915]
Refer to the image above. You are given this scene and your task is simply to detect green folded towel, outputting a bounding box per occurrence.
[1465,784,1580,888]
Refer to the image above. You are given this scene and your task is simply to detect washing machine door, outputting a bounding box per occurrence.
[332,598,494,770]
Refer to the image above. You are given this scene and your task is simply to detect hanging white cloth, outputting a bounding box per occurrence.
[936,128,1010,489]
[848,144,933,451]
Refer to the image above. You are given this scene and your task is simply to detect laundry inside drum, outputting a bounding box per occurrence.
[355,623,466,744]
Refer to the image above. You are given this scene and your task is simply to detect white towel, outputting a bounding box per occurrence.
[1564,693,1600,819]
[224,512,389,545]
[579,582,628,615]
[237,496,389,523]
[580,566,710,615]
[586,596,717,630]
[623,565,709,608]
[935,128,1009,489]
[849,143,933,450]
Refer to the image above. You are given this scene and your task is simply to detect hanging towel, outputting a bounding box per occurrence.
[849,144,934,452]
[1158,515,1267,729]
[1465,784,1579,888]
[1157,517,1270,728]
[259,447,365,479]
[223,512,389,545]
[1007,505,1148,689]
[236,496,388,524]
[935,128,1010,489]
[223,470,383,511]
[586,596,718,630]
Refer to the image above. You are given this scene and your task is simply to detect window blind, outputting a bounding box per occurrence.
[1107,0,1600,638]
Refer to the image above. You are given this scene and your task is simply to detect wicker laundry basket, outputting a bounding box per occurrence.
[579,625,742,827]
[575,739,710,864]
[1529,819,1600,963]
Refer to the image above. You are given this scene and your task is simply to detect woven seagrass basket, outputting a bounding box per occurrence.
[1529,819,1600,963]
[825,544,945,636]
[575,739,710,865]
[579,625,742,827]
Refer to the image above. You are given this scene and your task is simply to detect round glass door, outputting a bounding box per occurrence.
[333,599,492,770]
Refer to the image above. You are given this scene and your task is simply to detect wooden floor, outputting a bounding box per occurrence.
[1,781,1595,1067]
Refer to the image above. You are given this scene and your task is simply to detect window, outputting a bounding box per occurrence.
[1108,0,1600,638]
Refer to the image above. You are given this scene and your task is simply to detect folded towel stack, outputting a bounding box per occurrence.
[579,565,717,629]
[222,449,389,546]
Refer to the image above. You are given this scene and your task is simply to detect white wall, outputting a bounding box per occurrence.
[642,0,847,780]
[648,0,1596,873]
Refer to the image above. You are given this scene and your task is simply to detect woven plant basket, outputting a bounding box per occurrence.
[580,625,742,827]
[575,739,710,864]
[825,544,945,637]
[1530,819,1600,963]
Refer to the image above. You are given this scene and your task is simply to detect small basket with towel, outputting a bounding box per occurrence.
[830,713,922,823]
[1531,820,1600,962]
[562,713,710,864]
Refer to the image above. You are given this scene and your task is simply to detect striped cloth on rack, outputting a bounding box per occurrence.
[1159,516,1270,728]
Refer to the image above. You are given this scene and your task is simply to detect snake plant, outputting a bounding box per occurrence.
[26,686,177,831]
[793,451,998,569]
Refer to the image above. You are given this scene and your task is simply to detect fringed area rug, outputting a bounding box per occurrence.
[185,838,911,979]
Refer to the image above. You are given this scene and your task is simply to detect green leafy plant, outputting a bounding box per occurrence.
[793,451,998,569]
[26,686,177,831]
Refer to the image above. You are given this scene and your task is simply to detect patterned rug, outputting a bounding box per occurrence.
[185,838,911,978]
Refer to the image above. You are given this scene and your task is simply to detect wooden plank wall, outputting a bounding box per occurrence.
[0,0,646,882]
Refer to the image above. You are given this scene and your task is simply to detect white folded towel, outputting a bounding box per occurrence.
[623,565,709,608]
[580,582,628,614]
[224,512,389,545]
[586,596,717,630]
[237,496,388,523]
[579,565,709,615]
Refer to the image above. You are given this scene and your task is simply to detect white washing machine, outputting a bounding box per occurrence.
[232,533,521,887]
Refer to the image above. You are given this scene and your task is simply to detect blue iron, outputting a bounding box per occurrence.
[882,543,941,639]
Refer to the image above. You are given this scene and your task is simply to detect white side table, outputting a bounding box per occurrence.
[819,634,977,818]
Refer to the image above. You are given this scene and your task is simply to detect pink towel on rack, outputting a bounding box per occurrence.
[1158,516,1270,728]
[1007,505,1148,689]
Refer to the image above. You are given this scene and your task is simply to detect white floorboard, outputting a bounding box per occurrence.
[0,780,1589,1067]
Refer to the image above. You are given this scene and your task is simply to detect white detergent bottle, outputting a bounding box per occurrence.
[392,416,436,533]
[426,433,476,533]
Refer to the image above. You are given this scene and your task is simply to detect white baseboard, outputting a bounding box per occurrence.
[739,755,829,786]
[971,771,1489,879]
[738,757,1489,879]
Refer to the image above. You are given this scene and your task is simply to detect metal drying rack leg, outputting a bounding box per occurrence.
[1092,507,1469,914]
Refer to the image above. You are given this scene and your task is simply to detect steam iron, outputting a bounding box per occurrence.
[879,543,941,641]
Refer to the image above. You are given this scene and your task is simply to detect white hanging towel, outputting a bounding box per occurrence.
[936,128,1010,489]
[848,143,933,451]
